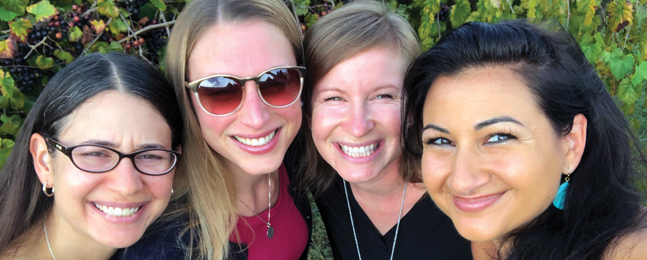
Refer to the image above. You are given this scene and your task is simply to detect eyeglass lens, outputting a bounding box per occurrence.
[71,146,177,175]
[196,68,302,115]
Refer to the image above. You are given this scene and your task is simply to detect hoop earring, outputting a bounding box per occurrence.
[552,172,571,210]
[42,182,54,197]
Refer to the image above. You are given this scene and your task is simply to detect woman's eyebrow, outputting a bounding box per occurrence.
[474,116,524,131]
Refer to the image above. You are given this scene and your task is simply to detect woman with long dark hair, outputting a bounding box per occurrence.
[0,52,183,259]
[402,20,647,259]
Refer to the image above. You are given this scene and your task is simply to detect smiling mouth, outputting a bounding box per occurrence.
[94,203,142,217]
[339,142,380,158]
[233,129,277,147]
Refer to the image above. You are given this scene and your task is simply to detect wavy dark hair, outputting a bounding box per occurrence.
[402,20,647,260]
[0,52,183,254]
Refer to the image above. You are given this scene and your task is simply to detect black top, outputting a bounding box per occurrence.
[113,161,312,260]
[317,176,472,260]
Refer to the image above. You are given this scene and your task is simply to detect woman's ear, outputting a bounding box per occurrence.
[562,114,588,174]
[30,133,54,187]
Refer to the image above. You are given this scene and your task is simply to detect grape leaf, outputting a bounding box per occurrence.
[1,139,14,149]
[108,17,128,33]
[418,6,434,39]
[26,0,57,22]
[0,0,29,15]
[0,7,20,22]
[0,115,24,136]
[631,61,647,86]
[81,25,94,44]
[54,50,74,63]
[9,19,32,43]
[107,41,123,52]
[0,70,15,98]
[97,0,119,18]
[69,26,83,42]
[617,78,640,105]
[526,0,537,18]
[150,0,167,11]
[90,19,106,35]
[610,46,634,80]
[293,0,310,16]
[607,0,633,32]
[450,0,471,28]
[0,38,16,59]
[305,13,317,28]
[36,55,54,69]
[576,0,596,27]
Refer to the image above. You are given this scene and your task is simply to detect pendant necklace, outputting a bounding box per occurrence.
[344,179,407,260]
[43,218,57,260]
[239,173,275,239]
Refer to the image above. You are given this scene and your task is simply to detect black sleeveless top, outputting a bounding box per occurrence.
[317,176,472,260]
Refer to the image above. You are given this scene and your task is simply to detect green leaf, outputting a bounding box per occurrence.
[108,17,128,33]
[1,139,15,149]
[607,1,633,31]
[293,0,311,16]
[150,0,167,11]
[26,0,57,22]
[138,3,157,19]
[54,50,74,63]
[305,13,317,28]
[9,19,32,42]
[576,0,596,27]
[0,0,29,15]
[36,55,54,69]
[617,78,640,105]
[610,47,634,80]
[69,26,83,42]
[418,7,434,39]
[0,114,24,136]
[97,0,119,18]
[0,7,20,22]
[450,0,471,28]
[632,61,647,86]
[107,41,123,52]
[527,0,537,18]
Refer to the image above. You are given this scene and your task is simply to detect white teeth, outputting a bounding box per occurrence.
[339,143,379,158]
[234,130,276,147]
[94,203,140,217]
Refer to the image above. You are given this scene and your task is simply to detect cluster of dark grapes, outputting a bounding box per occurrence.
[0,44,47,93]
[141,22,169,64]
[438,3,450,22]
[124,0,148,16]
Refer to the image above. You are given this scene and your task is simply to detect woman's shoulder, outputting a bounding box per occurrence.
[605,213,647,260]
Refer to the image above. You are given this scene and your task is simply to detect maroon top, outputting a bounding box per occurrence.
[230,164,309,260]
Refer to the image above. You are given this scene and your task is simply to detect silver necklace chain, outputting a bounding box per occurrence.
[343,180,408,260]
[43,218,57,260]
[238,173,274,239]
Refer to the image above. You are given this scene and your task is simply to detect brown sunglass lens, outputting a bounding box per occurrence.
[258,68,301,106]
[197,76,243,115]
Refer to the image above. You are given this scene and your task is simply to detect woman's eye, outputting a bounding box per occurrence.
[425,137,453,146]
[486,134,515,144]
[376,94,394,99]
[324,96,343,102]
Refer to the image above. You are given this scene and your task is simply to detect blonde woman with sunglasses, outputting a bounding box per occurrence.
[116,0,311,260]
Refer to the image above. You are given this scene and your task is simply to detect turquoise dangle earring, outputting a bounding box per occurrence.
[552,171,571,210]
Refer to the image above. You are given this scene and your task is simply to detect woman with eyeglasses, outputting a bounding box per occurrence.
[402,21,647,260]
[300,1,475,259]
[118,0,311,259]
[0,52,183,259]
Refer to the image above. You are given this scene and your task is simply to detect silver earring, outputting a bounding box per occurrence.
[42,182,54,197]
[171,189,174,194]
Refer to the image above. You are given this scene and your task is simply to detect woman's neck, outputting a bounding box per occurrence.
[230,163,280,216]
[33,213,116,260]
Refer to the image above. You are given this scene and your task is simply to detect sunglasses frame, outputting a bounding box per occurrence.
[45,138,181,176]
[185,66,306,116]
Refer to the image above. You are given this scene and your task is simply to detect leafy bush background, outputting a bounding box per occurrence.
[1,0,646,259]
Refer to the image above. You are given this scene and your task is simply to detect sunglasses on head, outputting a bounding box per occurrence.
[186,66,306,116]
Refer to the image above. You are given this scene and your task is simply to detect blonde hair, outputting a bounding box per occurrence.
[301,0,421,196]
[163,0,302,259]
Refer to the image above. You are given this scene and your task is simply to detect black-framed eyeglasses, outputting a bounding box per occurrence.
[46,138,181,176]
[185,66,306,116]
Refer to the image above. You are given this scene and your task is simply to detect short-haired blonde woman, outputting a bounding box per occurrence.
[300,1,473,259]
[117,0,311,259]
